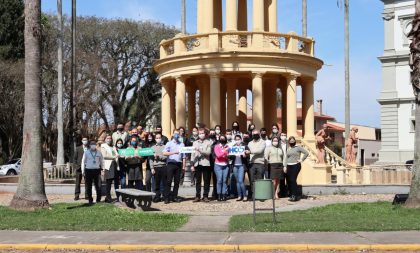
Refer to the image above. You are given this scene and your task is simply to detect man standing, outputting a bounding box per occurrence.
[163,129,186,204]
[112,123,129,146]
[74,137,89,201]
[186,127,199,186]
[246,129,266,198]
[191,128,212,202]
[81,140,104,204]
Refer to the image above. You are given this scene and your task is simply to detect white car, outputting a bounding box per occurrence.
[0,159,22,176]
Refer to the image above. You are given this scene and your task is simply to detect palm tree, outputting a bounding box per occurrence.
[56,0,65,165]
[10,0,49,210]
[406,0,420,208]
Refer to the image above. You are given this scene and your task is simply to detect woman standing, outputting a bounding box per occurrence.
[213,135,229,201]
[125,136,144,190]
[115,139,127,189]
[265,136,284,200]
[144,133,155,192]
[230,135,249,201]
[101,135,119,203]
[286,137,309,202]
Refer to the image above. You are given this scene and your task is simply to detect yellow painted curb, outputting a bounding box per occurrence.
[1,243,420,251]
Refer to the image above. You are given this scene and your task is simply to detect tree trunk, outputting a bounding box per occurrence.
[406,0,420,208]
[56,0,65,165]
[10,0,49,210]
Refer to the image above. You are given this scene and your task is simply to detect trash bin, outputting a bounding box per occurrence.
[253,179,276,225]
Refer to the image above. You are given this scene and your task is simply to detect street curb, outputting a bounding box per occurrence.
[1,243,420,251]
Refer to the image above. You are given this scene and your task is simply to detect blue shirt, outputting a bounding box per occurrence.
[164,140,185,163]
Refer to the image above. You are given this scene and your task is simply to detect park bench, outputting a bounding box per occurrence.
[116,188,155,210]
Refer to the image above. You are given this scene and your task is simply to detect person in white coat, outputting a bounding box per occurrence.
[101,134,120,203]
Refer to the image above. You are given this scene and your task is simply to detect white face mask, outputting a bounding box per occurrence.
[82,140,88,145]
[280,136,287,141]
[90,145,97,150]
[199,133,206,139]
[215,129,221,134]
[106,139,112,145]
[117,144,123,148]
[272,129,279,134]
[155,138,162,144]
[235,140,241,145]
[192,131,198,137]
[272,141,279,146]
[226,134,232,140]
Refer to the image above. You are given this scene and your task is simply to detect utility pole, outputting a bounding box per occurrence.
[181,0,186,34]
[56,0,64,165]
[302,0,307,36]
[70,0,76,162]
[344,0,350,140]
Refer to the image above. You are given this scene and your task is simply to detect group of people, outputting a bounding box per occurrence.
[74,121,309,205]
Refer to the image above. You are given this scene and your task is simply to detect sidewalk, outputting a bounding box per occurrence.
[0,231,420,251]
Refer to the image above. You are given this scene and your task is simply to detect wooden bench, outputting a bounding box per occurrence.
[116,189,156,210]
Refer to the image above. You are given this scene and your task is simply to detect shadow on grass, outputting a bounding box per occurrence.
[66,203,94,209]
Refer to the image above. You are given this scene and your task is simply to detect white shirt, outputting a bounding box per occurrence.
[81,149,104,173]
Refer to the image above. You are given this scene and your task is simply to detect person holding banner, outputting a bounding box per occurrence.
[163,129,186,204]
[150,133,167,203]
[125,136,144,190]
[191,128,212,202]
[229,135,249,201]
[246,129,266,199]
[214,135,230,201]
[115,139,127,189]
[101,135,120,203]
[265,136,284,200]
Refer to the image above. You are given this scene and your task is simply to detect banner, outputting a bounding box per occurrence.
[179,147,196,154]
[117,148,155,157]
[228,146,245,156]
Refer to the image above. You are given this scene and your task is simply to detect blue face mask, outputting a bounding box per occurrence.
[131,141,137,147]
[173,133,179,140]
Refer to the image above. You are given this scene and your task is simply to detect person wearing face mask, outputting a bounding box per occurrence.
[242,133,251,145]
[101,135,120,203]
[265,136,284,200]
[229,135,249,201]
[81,140,105,204]
[144,133,155,192]
[270,124,280,140]
[225,129,237,199]
[150,133,167,203]
[279,133,289,197]
[162,129,186,204]
[214,135,230,201]
[112,123,129,146]
[247,123,256,137]
[186,127,199,187]
[115,139,127,189]
[125,136,144,190]
[260,128,271,179]
[208,129,218,199]
[231,121,242,137]
[74,137,89,201]
[155,125,169,145]
[286,136,309,202]
[214,125,222,140]
[191,128,212,202]
[178,126,188,187]
[245,129,266,199]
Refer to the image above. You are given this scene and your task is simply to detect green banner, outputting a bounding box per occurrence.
[137,147,155,157]
[118,148,135,157]
[117,147,155,157]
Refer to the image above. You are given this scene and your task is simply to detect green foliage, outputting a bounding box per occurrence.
[0,0,24,59]
[230,202,420,232]
[0,203,188,231]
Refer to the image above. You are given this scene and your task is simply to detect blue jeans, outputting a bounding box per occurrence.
[214,164,229,195]
[119,170,127,189]
[233,165,247,198]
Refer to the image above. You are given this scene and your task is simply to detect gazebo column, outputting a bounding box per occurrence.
[199,77,210,128]
[226,0,238,31]
[187,85,196,132]
[238,0,248,31]
[209,73,221,128]
[264,80,277,131]
[253,0,265,32]
[303,79,315,140]
[238,87,247,131]
[197,0,205,33]
[252,72,264,129]
[205,0,214,32]
[175,76,186,128]
[226,78,237,129]
[161,80,171,138]
[169,80,176,133]
[280,83,287,133]
[286,74,298,137]
[268,0,278,32]
[220,80,227,130]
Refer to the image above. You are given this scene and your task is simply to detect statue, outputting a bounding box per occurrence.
[345,127,358,164]
[315,124,331,164]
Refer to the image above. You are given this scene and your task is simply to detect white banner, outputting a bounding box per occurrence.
[228,146,245,156]
[179,146,196,154]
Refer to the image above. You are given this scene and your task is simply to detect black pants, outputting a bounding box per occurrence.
[145,169,152,192]
[286,163,301,197]
[165,162,182,200]
[195,165,211,198]
[128,180,142,189]
[279,176,289,197]
[85,169,101,202]
[154,166,166,198]
[74,169,87,198]
[249,163,265,198]
[105,177,119,201]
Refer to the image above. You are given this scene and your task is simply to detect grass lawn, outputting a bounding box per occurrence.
[0,203,188,231]
[230,202,420,232]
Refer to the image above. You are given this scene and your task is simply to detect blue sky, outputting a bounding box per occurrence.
[42,0,385,127]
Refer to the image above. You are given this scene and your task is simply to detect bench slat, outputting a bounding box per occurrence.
[116,189,155,197]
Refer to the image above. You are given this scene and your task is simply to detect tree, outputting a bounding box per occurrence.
[10,0,49,210]
[406,0,420,208]
[56,0,65,165]
[0,0,24,60]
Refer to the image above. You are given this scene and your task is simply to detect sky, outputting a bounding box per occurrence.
[42,0,385,128]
